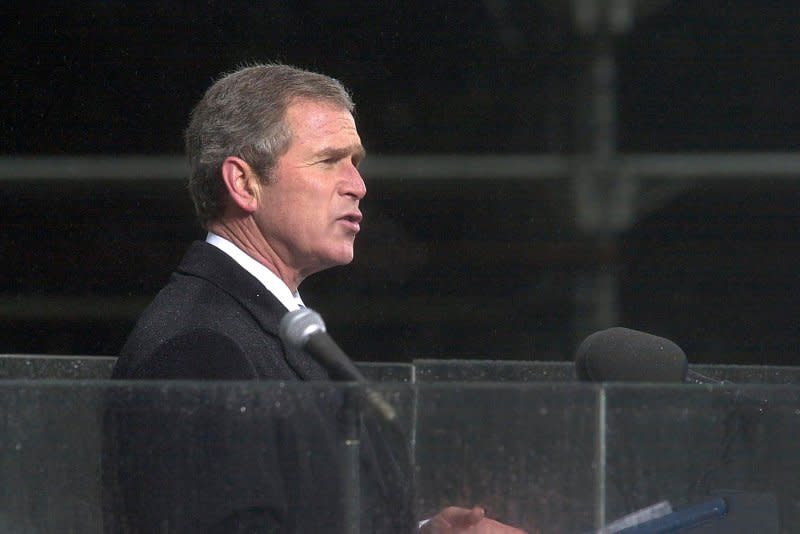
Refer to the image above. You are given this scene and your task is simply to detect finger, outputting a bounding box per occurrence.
[448,506,485,527]
[420,515,453,534]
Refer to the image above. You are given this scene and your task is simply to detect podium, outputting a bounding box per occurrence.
[1,357,798,532]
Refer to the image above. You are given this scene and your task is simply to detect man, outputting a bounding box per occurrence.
[110,64,527,533]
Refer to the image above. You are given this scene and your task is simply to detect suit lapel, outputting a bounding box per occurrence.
[175,241,329,381]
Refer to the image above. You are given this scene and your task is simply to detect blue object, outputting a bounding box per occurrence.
[618,497,727,533]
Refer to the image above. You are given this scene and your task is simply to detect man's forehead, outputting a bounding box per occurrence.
[285,97,354,121]
[284,99,361,149]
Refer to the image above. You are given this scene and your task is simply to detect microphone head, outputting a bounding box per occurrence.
[575,327,688,383]
[279,307,327,349]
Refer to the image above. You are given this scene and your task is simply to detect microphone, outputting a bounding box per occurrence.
[575,327,767,394]
[279,307,397,422]
[575,327,688,383]
[280,307,366,382]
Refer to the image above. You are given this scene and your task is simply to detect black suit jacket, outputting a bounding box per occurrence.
[106,241,413,533]
[114,241,327,382]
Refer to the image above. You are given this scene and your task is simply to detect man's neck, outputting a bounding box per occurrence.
[205,232,305,311]
[207,219,302,292]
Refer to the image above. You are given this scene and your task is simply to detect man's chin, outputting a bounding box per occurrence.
[311,249,356,273]
[333,252,355,266]
[332,242,356,265]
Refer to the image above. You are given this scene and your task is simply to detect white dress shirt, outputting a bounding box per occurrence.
[205,232,305,311]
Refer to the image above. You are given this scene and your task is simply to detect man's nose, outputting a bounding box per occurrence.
[342,165,366,200]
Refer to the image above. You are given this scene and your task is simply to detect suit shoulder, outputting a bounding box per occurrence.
[116,256,293,380]
[115,327,261,380]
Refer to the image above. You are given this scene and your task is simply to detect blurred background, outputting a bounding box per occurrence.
[2,0,799,365]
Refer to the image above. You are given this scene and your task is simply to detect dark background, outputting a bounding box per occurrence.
[2,1,799,365]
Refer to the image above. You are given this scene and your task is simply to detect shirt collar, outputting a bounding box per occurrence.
[205,232,305,311]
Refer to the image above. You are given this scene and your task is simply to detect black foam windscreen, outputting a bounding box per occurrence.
[575,327,688,383]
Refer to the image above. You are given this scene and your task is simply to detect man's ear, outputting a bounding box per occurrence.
[220,156,260,213]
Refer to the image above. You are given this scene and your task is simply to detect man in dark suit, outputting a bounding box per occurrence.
[109,64,527,533]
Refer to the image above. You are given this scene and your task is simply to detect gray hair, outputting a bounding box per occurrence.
[184,63,355,227]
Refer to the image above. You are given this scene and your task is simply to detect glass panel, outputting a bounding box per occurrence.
[0,381,416,533]
[689,364,800,385]
[414,383,599,532]
[2,380,798,532]
[414,360,800,385]
[415,359,575,382]
[604,384,799,530]
[0,355,117,379]
[355,362,413,383]
[0,356,409,382]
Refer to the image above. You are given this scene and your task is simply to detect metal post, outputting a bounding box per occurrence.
[342,387,361,534]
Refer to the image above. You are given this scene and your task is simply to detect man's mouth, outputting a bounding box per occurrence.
[337,212,362,232]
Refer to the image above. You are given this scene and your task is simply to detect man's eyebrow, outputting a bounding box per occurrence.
[315,144,367,162]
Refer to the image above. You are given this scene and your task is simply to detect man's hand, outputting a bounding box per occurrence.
[420,506,530,534]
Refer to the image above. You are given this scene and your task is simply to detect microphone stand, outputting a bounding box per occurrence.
[279,308,404,532]
[341,384,362,534]
[337,377,409,534]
